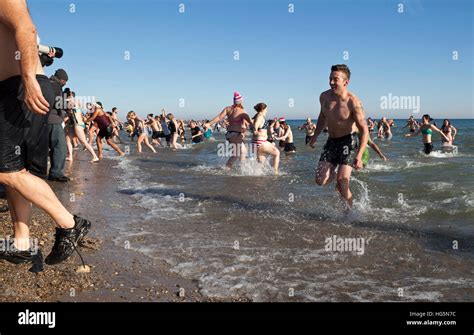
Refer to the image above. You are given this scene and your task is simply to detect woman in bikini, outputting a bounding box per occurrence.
[405,114,450,154]
[251,103,280,174]
[440,119,457,147]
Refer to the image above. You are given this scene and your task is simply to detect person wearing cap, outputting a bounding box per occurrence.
[206,91,251,169]
[405,114,449,154]
[47,68,70,182]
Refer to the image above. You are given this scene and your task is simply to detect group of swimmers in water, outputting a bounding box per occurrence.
[66,64,459,210]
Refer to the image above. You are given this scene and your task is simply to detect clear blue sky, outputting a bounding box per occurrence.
[29,0,473,120]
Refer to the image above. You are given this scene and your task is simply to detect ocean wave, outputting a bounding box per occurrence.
[362,160,445,173]
[423,182,454,191]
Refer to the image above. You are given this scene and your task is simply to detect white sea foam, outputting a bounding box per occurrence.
[424,182,453,191]
[115,156,202,222]
[362,160,445,173]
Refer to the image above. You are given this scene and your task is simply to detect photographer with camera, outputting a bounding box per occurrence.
[0,0,91,269]
[47,69,70,182]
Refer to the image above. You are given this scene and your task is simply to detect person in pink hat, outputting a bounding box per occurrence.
[207,92,251,169]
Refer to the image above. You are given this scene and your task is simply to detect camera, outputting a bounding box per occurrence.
[38,44,64,67]
[38,45,64,58]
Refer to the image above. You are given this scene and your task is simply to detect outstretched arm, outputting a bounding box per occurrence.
[208,107,228,126]
[85,109,100,123]
[431,125,450,142]
[405,128,421,137]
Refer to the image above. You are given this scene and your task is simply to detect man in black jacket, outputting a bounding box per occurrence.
[48,69,69,182]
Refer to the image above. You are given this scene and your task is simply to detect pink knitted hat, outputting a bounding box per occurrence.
[234,91,243,105]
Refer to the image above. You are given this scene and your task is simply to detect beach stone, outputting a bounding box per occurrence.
[76,265,91,273]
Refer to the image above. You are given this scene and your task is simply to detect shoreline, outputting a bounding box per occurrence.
[0,151,248,302]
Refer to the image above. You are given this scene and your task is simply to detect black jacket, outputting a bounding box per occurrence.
[47,76,66,125]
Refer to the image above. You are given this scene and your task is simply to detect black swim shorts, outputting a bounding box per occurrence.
[98,126,114,140]
[319,132,359,167]
[0,75,54,178]
[424,142,433,155]
[284,142,296,152]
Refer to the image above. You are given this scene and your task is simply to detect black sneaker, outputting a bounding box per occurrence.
[48,175,70,182]
[45,215,91,265]
[0,241,44,273]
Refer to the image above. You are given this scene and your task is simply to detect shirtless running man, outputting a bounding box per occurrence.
[310,64,368,208]
[299,118,317,145]
[402,116,418,133]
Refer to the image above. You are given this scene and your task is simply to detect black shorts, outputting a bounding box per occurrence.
[424,142,433,154]
[0,75,54,178]
[152,131,164,139]
[305,135,312,145]
[279,140,285,148]
[98,126,114,139]
[284,142,296,152]
[319,132,359,167]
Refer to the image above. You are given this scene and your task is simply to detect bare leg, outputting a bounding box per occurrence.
[225,141,239,168]
[143,136,157,153]
[0,171,74,230]
[75,126,99,161]
[239,142,247,162]
[6,187,32,250]
[88,127,95,146]
[106,138,125,156]
[96,136,104,159]
[260,142,280,174]
[315,161,336,185]
[137,134,144,153]
[336,164,353,208]
[65,134,74,161]
[171,133,179,150]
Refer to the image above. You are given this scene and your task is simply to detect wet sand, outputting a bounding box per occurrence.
[0,150,247,302]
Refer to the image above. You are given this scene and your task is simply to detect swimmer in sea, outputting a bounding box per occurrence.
[275,119,296,153]
[309,64,368,208]
[251,103,280,174]
[299,117,317,146]
[440,119,457,147]
[405,114,450,155]
[206,92,252,169]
